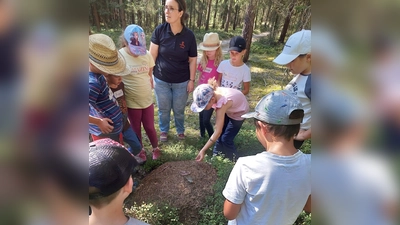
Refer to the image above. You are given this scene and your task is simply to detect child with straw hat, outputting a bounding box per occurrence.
[89,33,130,143]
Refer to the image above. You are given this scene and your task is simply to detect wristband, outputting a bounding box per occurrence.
[189,79,194,82]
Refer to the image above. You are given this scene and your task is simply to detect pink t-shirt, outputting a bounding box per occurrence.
[213,87,249,121]
[197,60,219,85]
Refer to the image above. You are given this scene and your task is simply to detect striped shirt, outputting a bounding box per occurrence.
[89,72,123,136]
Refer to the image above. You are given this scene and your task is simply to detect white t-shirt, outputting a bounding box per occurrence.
[125,216,149,225]
[217,60,251,90]
[223,151,311,225]
[285,74,311,130]
[313,152,398,225]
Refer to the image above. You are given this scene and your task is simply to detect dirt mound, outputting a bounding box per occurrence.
[129,160,217,224]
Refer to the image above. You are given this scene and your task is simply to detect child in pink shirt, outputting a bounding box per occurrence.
[191,78,249,161]
[197,32,223,138]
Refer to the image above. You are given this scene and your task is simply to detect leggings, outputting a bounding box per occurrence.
[127,104,158,148]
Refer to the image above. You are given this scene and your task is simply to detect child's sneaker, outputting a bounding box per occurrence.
[152,147,161,160]
[136,149,147,163]
[160,132,168,142]
[133,155,145,165]
[177,133,185,140]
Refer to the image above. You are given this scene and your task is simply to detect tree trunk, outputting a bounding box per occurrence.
[197,0,204,29]
[271,12,279,40]
[91,2,101,32]
[220,0,228,29]
[189,0,194,28]
[232,4,239,30]
[162,0,166,24]
[254,6,259,30]
[224,0,233,32]
[212,0,219,29]
[205,0,212,31]
[278,0,296,43]
[242,0,258,62]
[265,0,273,29]
[137,10,143,25]
[119,0,126,29]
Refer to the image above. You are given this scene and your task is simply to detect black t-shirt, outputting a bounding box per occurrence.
[151,23,197,83]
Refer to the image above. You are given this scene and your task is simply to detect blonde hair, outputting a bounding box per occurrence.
[119,33,128,48]
[200,47,223,71]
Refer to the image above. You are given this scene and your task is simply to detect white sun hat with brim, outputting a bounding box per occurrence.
[89,33,130,76]
[273,29,311,65]
[198,32,222,51]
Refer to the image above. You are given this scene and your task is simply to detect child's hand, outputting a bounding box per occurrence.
[149,76,154,89]
[195,150,205,161]
[98,118,114,134]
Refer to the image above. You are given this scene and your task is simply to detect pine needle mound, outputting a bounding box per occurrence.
[129,160,217,224]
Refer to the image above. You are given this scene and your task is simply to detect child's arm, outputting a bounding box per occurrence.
[148,67,154,89]
[224,199,242,220]
[89,115,114,134]
[304,195,311,213]
[195,100,233,161]
[242,82,250,95]
[295,128,311,141]
[149,43,159,63]
[217,73,222,86]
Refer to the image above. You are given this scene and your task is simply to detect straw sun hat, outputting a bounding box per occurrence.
[89,34,130,76]
[198,32,222,51]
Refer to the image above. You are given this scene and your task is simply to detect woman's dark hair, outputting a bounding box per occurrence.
[175,0,189,25]
[254,109,304,141]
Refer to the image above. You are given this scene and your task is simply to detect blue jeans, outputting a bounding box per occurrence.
[199,108,214,137]
[213,114,244,161]
[123,127,142,155]
[154,77,189,134]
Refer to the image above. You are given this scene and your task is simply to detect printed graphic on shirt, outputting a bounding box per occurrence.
[221,72,242,90]
[128,61,150,74]
[286,81,298,95]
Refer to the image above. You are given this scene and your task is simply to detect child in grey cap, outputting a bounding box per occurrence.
[222,90,311,225]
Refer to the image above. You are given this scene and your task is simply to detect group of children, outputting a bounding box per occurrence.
[89,25,161,164]
[89,25,312,224]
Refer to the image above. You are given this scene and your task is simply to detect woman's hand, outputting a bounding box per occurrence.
[187,80,194,93]
[195,149,206,161]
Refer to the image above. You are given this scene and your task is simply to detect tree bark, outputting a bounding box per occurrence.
[232,4,239,30]
[278,0,296,43]
[205,0,212,31]
[119,0,126,29]
[189,0,194,28]
[220,0,228,29]
[224,0,233,32]
[162,0,166,24]
[212,0,219,29]
[242,0,258,62]
[265,2,272,29]
[91,2,101,32]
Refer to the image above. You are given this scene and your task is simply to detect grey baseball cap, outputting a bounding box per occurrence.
[242,90,303,125]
